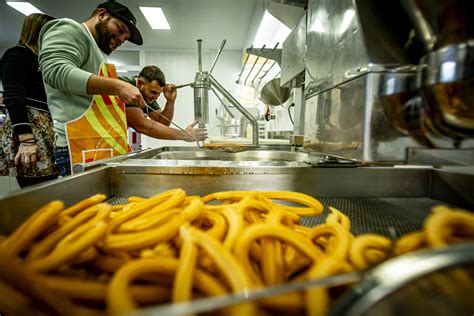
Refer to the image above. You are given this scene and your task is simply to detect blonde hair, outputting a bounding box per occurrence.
[17,13,55,55]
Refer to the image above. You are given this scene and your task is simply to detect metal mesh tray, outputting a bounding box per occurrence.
[104,195,462,316]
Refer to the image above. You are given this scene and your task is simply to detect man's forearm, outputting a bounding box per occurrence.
[158,100,175,126]
[86,74,123,96]
[146,120,184,140]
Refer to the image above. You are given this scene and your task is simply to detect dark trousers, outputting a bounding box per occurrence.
[16,174,58,188]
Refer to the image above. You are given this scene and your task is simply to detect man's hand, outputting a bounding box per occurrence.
[182,121,208,142]
[163,84,177,102]
[116,81,146,109]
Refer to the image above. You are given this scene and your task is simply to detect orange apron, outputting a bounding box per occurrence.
[65,63,130,173]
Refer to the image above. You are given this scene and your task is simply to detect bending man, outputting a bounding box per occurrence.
[120,66,207,142]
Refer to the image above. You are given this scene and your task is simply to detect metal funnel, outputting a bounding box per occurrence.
[259,78,291,106]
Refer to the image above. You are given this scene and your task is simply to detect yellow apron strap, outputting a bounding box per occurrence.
[65,64,129,173]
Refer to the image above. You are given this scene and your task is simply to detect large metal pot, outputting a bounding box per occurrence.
[259,78,291,106]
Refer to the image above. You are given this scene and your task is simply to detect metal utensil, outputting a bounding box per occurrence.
[171,82,193,90]
[145,105,257,153]
[145,104,204,149]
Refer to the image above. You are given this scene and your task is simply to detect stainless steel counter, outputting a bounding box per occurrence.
[0,161,472,235]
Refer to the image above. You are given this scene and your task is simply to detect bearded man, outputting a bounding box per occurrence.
[39,1,145,176]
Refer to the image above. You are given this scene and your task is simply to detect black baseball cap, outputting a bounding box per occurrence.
[97,1,143,45]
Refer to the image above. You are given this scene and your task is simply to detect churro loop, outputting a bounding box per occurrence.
[180,225,257,316]
[37,275,170,304]
[118,192,187,232]
[349,234,391,270]
[308,223,352,259]
[60,194,107,219]
[173,225,198,302]
[0,246,83,316]
[27,203,105,261]
[107,189,186,234]
[101,198,202,251]
[2,200,64,256]
[122,208,181,233]
[424,207,474,248]
[0,281,36,315]
[261,207,286,286]
[218,204,246,250]
[325,206,351,231]
[127,196,146,203]
[305,257,353,316]
[192,210,228,240]
[107,257,227,315]
[28,204,111,272]
[393,231,426,255]
[235,224,324,286]
[202,191,324,216]
[259,292,305,312]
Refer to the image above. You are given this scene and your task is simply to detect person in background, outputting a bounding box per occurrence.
[38,1,146,177]
[120,66,207,142]
[1,13,59,188]
[0,91,7,177]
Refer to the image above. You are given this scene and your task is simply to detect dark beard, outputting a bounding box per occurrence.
[95,17,115,55]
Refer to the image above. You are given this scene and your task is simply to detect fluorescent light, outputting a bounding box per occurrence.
[139,7,170,30]
[116,70,128,73]
[7,1,43,15]
[339,9,355,34]
[253,10,290,48]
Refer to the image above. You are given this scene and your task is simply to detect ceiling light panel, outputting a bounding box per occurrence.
[139,7,171,30]
[7,1,43,15]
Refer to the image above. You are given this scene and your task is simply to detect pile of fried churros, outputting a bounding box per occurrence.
[0,189,473,316]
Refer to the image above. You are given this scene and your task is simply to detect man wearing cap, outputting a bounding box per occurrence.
[39,1,145,176]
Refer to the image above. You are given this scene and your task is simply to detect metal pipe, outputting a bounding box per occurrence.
[210,74,259,145]
[235,45,253,84]
[197,39,203,72]
[401,0,436,51]
[210,87,235,119]
[244,44,266,86]
[209,39,227,74]
[257,60,277,82]
[251,57,267,87]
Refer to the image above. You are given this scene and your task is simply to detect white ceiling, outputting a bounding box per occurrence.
[0,0,267,51]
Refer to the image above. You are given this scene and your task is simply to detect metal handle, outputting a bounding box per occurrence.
[172,82,193,90]
[209,39,227,74]
[251,43,279,87]
[197,39,203,72]
[244,44,266,86]
[235,45,253,84]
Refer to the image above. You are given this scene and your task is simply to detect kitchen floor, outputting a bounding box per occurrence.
[0,176,20,196]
